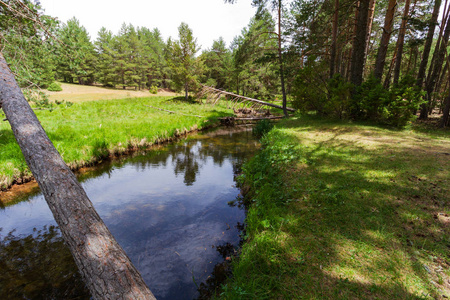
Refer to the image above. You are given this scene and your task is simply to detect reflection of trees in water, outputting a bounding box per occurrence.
[77,129,259,187]
[171,143,200,186]
[0,226,90,299]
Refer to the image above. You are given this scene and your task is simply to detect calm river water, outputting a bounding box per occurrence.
[0,127,259,299]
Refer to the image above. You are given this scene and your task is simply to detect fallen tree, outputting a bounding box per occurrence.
[0,53,156,299]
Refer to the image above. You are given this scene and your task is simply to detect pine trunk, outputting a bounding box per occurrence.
[373,0,397,80]
[350,0,371,87]
[0,53,156,300]
[330,0,339,78]
[364,0,377,58]
[392,0,411,85]
[422,8,450,119]
[416,0,441,87]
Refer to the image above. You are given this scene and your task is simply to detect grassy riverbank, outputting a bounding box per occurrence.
[221,116,450,299]
[0,96,229,191]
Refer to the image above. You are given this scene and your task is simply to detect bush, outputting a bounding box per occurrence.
[351,74,389,121]
[47,82,63,92]
[252,119,274,138]
[149,85,158,94]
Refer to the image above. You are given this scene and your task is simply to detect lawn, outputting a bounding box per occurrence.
[221,116,450,299]
[0,95,230,192]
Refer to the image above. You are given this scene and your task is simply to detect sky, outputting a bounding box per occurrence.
[38,0,257,51]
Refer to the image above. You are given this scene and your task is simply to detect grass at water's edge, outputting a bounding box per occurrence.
[0,96,231,193]
[219,116,450,299]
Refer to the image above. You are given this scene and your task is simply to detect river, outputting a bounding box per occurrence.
[0,126,259,300]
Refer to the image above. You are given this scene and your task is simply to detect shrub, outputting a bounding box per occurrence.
[47,82,63,92]
[252,119,274,138]
[149,85,158,94]
[351,74,389,121]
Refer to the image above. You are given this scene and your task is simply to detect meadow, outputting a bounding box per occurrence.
[0,89,230,191]
[221,116,450,299]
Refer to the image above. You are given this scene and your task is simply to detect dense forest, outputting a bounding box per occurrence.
[1,0,450,127]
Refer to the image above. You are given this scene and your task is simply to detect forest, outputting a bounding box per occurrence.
[1,0,450,299]
[2,0,450,127]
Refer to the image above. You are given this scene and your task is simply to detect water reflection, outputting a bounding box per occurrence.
[0,126,259,300]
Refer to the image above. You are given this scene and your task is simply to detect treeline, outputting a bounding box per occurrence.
[1,0,450,127]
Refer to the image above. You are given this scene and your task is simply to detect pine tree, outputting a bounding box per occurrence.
[166,22,202,100]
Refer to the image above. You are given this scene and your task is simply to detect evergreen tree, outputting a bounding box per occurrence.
[166,22,202,100]
[55,18,96,85]
[94,27,116,87]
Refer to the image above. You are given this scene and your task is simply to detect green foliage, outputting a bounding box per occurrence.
[47,82,63,92]
[352,74,425,127]
[149,85,158,94]
[326,74,353,119]
[252,119,274,138]
[1,2,57,88]
[352,74,390,120]
[165,23,203,100]
[55,17,96,85]
[201,37,232,89]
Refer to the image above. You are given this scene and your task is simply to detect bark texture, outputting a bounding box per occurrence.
[392,0,411,85]
[350,0,371,87]
[0,53,156,300]
[416,0,441,88]
[330,0,339,78]
[422,9,450,119]
[373,0,397,80]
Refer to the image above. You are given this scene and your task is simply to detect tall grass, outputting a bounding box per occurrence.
[0,96,230,190]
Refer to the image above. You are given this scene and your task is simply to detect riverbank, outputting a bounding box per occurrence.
[0,96,230,193]
[221,116,450,299]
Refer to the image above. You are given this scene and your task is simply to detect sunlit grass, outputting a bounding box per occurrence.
[0,96,230,191]
[221,115,450,299]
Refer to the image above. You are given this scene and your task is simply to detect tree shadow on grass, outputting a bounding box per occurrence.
[238,118,450,299]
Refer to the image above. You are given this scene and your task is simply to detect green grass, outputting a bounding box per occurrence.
[0,96,230,191]
[220,115,450,299]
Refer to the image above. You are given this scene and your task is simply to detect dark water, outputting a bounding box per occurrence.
[0,127,259,300]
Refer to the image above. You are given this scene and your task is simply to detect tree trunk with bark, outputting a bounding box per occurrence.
[392,0,411,85]
[0,53,156,300]
[441,92,450,127]
[422,8,450,119]
[277,0,288,117]
[330,0,339,79]
[364,0,377,59]
[373,0,397,80]
[350,0,371,87]
[416,0,441,88]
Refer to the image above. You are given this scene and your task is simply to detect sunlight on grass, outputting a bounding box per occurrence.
[0,96,231,191]
[220,116,450,299]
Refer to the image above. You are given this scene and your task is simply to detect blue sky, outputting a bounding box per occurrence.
[39,0,257,50]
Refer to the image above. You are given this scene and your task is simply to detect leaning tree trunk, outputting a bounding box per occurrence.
[0,53,156,300]
[373,0,397,80]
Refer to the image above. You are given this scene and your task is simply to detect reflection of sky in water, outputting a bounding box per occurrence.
[0,129,258,300]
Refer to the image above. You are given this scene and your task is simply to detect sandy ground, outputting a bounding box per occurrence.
[45,83,179,103]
